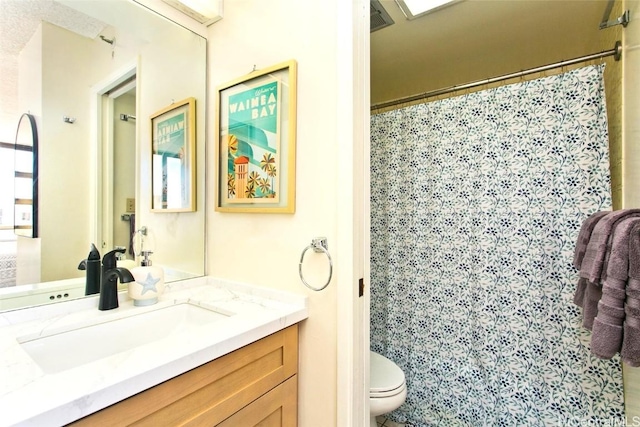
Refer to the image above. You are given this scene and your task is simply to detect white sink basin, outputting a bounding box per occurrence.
[18,303,230,374]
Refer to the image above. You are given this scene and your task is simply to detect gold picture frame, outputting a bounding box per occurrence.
[215,60,297,213]
[150,97,196,212]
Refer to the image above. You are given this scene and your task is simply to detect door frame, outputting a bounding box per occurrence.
[336,0,370,425]
[89,60,138,252]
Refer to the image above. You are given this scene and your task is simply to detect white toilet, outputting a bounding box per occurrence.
[370,351,407,427]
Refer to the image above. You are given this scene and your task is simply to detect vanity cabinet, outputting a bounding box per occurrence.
[69,325,298,426]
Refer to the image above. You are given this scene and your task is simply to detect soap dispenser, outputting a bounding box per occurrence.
[129,250,165,306]
[77,243,101,296]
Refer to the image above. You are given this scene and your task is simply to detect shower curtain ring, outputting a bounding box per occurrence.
[298,237,333,291]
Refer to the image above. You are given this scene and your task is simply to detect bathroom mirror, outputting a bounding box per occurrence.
[13,113,38,238]
[0,0,206,311]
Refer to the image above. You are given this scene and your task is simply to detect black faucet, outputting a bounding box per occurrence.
[78,243,102,296]
[99,248,134,311]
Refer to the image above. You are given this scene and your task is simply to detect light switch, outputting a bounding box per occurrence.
[126,198,135,213]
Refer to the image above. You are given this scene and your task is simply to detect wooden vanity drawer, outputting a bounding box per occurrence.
[216,375,297,427]
[69,324,298,426]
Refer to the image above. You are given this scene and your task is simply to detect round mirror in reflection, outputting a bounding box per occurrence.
[13,113,38,238]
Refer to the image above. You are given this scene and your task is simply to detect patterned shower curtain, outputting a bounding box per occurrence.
[370,65,624,427]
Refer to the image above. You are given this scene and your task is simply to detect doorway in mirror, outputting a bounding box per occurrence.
[99,71,137,262]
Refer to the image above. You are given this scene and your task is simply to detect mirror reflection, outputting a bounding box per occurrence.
[0,0,206,311]
[13,113,38,238]
[150,97,197,212]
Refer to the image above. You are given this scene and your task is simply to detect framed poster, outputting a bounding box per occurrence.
[151,97,196,212]
[215,60,297,213]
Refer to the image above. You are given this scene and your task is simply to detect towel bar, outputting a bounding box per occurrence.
[299,237,333,291]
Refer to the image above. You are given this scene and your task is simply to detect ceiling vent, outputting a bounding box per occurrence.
[371,0,394,32]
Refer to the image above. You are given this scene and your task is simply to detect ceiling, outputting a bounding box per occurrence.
[0,0,106,118]
[370,0,614,106]
[0,0,180,119]
[0,0,105,57]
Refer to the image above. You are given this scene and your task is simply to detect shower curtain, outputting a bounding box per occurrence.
[370,65,623,427]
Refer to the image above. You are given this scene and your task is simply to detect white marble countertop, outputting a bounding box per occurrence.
[0,277,308,427]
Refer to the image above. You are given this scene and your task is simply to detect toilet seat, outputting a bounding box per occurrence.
[371,383,406,398]
[370,351,406,398]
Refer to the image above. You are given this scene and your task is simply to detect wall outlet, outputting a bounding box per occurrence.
[126,198,135,213]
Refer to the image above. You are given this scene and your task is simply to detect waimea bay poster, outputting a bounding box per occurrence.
[224,80,281,203]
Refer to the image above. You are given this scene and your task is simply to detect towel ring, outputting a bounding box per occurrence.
[299,237,333,291]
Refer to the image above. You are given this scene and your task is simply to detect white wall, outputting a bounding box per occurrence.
[207,0,368,424]
[622,0,640,420]
[0,56,19,143]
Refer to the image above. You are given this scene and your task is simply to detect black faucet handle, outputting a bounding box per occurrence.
[79,243,101,270]
[102,247,126,270]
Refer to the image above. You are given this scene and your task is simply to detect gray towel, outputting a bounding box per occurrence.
[621,222,640,366]
[621,297,640,366]
[574,277,588,308]
[591,321,623,359]
[601,217,640,282]
[621,322,640,367]
[582,282,602,330]
[580,209,640,283]
[573,211,609,269]
[572,211,609,310]
[592,218,640,359]
[577,210,640,329]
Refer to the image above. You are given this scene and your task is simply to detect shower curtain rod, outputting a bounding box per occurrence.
[371,41,622,111]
